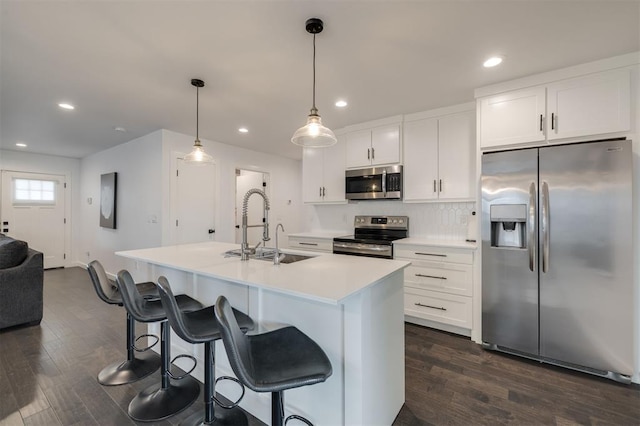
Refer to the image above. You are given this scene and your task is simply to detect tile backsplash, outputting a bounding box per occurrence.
[303,200,476,240]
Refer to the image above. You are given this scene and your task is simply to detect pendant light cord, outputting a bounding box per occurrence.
[196,86,199,141]
[311,33,317,114]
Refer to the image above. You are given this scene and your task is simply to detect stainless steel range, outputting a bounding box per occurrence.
[333,215,409,259]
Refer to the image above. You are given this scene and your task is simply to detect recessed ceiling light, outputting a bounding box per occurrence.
[483,56,503,68]
[238,127,249,133]
[335,100,348,108]
[58,103,75,110]
[16,143,27,148]
[114,126,127,132]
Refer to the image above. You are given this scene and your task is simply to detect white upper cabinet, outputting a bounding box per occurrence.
[404,108,475,202]
[479,87,546,148]
[302,136,346,204]
[546,69,631,140]
[478,68,632,149]
[345,124,401,168]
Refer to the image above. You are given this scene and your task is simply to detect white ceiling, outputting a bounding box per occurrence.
[1,1,638,160]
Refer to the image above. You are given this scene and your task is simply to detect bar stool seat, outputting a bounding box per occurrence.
[88,260,161,386]
[215,296,332,426]
[116,270,204,422]
[156,276,255,426]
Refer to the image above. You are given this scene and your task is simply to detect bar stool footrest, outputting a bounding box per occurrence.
[213,376,246,409]
[133,333,159,352]
[285,414,314,426]
[167,354,197,380]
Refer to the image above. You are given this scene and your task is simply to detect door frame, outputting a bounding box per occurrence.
[0,169,71,268]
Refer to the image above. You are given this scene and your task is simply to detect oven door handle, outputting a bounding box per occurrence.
[333,242,389,251]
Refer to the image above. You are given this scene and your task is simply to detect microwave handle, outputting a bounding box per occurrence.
[382,169,387,196]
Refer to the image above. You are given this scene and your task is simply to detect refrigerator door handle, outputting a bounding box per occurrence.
[541,181,550,273]
[528,182,536,272]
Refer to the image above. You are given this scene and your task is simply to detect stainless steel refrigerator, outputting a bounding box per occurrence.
[481,139,633,382]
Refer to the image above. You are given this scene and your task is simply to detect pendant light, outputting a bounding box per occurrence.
[183,78,214,165]
[291,18,337,148]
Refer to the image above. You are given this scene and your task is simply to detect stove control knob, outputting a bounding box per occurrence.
[399,219,404,224]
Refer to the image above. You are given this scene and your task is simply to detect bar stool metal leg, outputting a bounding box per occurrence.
[97,313,160,386]
[181,341,248,426]
[128,321,200,422]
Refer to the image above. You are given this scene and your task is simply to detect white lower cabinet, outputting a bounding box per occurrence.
[395,243,475,335]
[288,235,334,253]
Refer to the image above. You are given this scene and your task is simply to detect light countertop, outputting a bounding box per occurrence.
[117,241,409,305]
[393,238,477,250]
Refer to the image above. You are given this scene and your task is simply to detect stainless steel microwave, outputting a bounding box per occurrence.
[345,165,402,200]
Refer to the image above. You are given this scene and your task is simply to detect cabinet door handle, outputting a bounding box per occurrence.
[299,242,318,246]
[415,273,447,280]
[414,252,447,257]
[415,303,447,311]
[319,187,322,197]
[539,114,543,131]
[371,147,375,160]
[322,187,326,197]
[367,148,370,160]
[433,180,437,193]
[439,179,443,192]
[551,113,555,130]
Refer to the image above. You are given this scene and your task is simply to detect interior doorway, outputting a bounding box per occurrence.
[235,169,270,245]
[1,170,67,269]
[170,156,216,245]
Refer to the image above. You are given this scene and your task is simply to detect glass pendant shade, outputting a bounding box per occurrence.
[184,78,213,165]
[183,139,214,165]
[291,113,337,147]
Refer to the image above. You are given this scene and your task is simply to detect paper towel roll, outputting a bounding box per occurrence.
[466,211,477,242]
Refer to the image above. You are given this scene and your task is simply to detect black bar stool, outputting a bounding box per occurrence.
[88,260,161,386]
[156,276,255,426]
[215,296,333,426]
[116,269,204,422]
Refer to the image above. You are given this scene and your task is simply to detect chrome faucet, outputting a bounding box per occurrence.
[273,223,285,265]
[241,188,270,260]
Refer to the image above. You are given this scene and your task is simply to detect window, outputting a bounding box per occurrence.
[13,178,57,205]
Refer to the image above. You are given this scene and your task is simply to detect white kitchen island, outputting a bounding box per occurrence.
[117,241,409,426]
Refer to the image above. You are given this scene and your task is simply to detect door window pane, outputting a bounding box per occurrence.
[13,178,57,205]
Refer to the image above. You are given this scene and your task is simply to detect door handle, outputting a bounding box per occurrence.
[551,113,555,131]
[528,182,536,272]
[367,148,370,160]
[415,303,447,311]
[541,181,550,273]
[439,179,443,193]
[371,147,375,160]
[208,229,215,234]
[433,180,437,193]
[539,114,543,132]
[322,187,326,197]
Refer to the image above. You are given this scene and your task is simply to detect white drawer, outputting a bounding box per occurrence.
[288,236,333,253]
[404,288,472,329]
[395,245,473,264]
[404,261,472,297]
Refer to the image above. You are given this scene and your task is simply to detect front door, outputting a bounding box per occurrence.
[1,171,66,268]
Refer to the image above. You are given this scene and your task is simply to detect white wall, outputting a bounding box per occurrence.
[161,130,303,245]
[0,150,81,265]
[79,130,164,274]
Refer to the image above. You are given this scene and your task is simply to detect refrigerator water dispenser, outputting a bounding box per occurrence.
[490,204,527,248]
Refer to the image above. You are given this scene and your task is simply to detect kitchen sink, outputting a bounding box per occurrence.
[223,249,313,264]
[254,253,313,264]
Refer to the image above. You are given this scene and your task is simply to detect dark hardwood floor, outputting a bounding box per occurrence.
[1,267,639,425]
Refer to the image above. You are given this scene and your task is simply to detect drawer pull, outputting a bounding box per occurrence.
[414,252,447,257]
[415,273,447,280]
[299,242,318,246]
[415,302,447,311]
